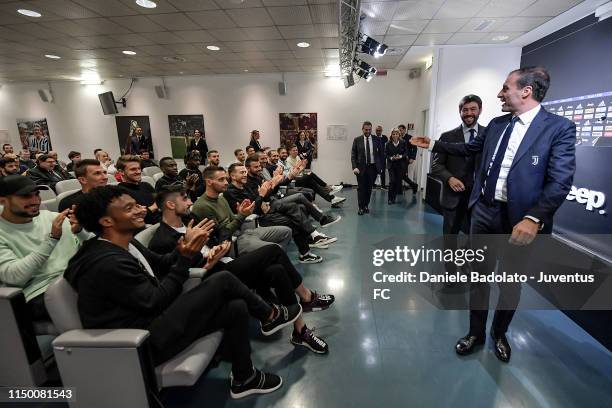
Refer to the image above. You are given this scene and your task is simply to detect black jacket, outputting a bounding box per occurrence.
[178,167,204,200]
[64,238,192,330]
[187,138,208,161]
[224,183,266,216]
[148,221,224,262]
[249,138,262,152]
[431,124,482,209]
[27,166,71,192]
[385,139,408,170]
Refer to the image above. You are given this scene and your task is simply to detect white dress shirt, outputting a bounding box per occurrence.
[363,134,374,164]
[488,104,541,202]
[462,123,478,143]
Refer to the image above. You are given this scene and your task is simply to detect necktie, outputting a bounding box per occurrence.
[469,128,476,142]
[482,116,519,203]
[365,136,371,165]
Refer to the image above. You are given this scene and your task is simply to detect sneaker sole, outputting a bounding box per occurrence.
[290,337,329,354]
[261,304,302,336]
[301,304,331,313]
[321,215,342,228]
[299,256,324,263]
[230,377,283,399]
[330,197,346,206]
[318,237,337,245]
[309,243,329,249]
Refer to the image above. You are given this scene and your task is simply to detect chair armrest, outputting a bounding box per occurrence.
[0,287,23,299]
[53,329,149,349]
[245,214,259,222]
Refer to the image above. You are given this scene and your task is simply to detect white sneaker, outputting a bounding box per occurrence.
[330,185,343,195]
[331,196,346,206]
[299,252,323,264]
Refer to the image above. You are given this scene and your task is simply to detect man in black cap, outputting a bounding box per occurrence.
[0,176,89,320]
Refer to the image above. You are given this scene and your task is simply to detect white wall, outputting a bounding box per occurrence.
[417,45,522,187]
[0,70,429,184]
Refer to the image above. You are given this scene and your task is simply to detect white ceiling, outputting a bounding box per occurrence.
[0,0,587,82]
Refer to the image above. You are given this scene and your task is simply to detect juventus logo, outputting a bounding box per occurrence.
[531,155,539,166]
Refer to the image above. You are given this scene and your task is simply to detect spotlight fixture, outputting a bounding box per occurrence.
[135,0,157,8]
[353,59,376,82]
[17,9,41,17]
[358,33,388,58]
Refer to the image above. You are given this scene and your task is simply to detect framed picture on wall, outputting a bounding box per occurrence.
[115,116,154,158]
[279,113,318,160]
[168,114,205,159]
[16,118,52,153]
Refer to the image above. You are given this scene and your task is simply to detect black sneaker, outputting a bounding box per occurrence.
[299,252,323,264]
[301,291,335,312]
[291,326,329,354]
[309,235,331,248]
[320,214,342,228]
[230,368,283,399]
[260,304,301,336]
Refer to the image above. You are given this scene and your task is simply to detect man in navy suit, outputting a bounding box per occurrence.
[412,67,576,362]
[351,121,384,215]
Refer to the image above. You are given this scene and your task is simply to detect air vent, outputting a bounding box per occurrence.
[162,56,187,63]
[473,20,495,31]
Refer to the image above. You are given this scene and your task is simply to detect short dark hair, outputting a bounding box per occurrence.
[246,145,255,151]
[68,151,81,160]
[207,150,219,157]
[116,155,141,171]
[459,94,482,111]
[510,66,550,102]
[37,154,51,163]
[244,155,259,168]
[75,159,101,178]
[234,148,243,156]
[0,157,16,167]
[362,121,372,128]
[74,185,125,235]
[159,157,175,168]
[93,148,102,155]
[398,124,406,129]
[202,165,225,180]
[277,147,286,153]
[185,151,201,162]
[228,162,244,175]
[2,143,12,149]
[155,184,186,210]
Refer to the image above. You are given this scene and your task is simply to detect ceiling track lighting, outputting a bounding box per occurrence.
[357,33,388,58]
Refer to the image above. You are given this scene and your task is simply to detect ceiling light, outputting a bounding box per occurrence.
[122,50,137,55]
[595,1,612,21]
[358,34,388,57]
[243,69,249,72]
[206,45,220,51]
[17,9,41,18]
[297,42,310,48]
[473,20,496,32]
[45,54,61,59]
[492,35,509,41]
[135,0,157,8]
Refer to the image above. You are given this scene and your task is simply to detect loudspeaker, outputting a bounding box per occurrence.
[278,82,286,96]
[154,85,168,99]
[408,68,421,79]
[38,89,54,103]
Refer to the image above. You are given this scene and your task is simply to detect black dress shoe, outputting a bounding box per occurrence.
[455,334,485,355]
[364,207,370,213]
[490,331,511,362]
[411,184,418,193]
[388,200,393,205]
[358,208,364,216]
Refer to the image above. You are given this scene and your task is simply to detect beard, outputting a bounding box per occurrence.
[11,205,39,218]
[461,115,478,126]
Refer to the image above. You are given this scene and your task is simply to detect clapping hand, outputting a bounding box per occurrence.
[204,241,232,270]
[273,165,284,177]
[410,136,431,148]
[67,205,82,234]
[50,209,70,239]
[178,219,215,258]
[237,199,255,216]
[258,180,272,197]
[185,173,199,190]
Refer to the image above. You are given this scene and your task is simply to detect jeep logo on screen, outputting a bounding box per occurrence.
[566,186,607,214]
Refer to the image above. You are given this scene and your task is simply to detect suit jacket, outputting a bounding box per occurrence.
[130,135,151,155]
[385,139,408,170]
[376,135,388,167]
[402,133,418,161]
[27,166,72,192]
[249,138,262,152]
[351,135,384,173]
[296,139,313,159]
[432,107,576,230]
[187,138,208,160]
[431,124,484,209]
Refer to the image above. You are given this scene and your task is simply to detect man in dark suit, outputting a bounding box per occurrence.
[375,125,388,189]
[412,67,576,362]
[431,94,485,238]
[351,121,384,215]
[187,129,208,163]
[399,124,418,193]
[130,127,152,157]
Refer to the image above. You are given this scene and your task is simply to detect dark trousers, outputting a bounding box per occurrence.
[219,245,303,306]
[380,169,386,188]
[28,293,50,321]
[286,186,314,202]
[147,271,271,381]
[356,164,378,209]
[468,199,524,338]
[295,173,333,201]
[387,163,403,202]
[402,162,418,188]
[259,211,312,255]
[442,192,471,273]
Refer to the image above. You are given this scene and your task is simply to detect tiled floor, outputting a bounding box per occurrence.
[162,188,612,408]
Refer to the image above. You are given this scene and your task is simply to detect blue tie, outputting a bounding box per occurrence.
[469,128,476,142]
[365,136,371,165]
[482,116,519,203]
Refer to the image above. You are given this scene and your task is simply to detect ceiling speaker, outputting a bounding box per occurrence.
[408,68,421,79]
[37,89,54,103]
[278,81,286,96]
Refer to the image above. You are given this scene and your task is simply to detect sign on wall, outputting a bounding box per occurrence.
[327,125,348,141]
[16,118,52,153]
[168,114,205,159]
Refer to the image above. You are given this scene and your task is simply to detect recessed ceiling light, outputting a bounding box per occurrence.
[492,35,509,41]
[297,42,310,48]
[17,9,42,18]
[243,69,249,72]
[179,71,184,75]
[45,54,61,59]
[206,45,220,51]
[122,50,137,55]
[135,0,157,8]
